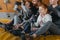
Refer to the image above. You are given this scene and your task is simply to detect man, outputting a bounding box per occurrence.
[48,0,60,23]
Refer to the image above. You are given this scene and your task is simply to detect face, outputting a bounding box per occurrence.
[18,5,22,9]
[49,0,58,5]
[32,0,38,5]
[25,1,30,8]
[38,6,47,15]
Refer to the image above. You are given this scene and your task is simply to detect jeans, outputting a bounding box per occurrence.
[10,29,26,40]
[29,21,60,36]
[23,21,31,33]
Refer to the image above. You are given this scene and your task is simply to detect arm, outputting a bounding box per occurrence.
[32,14,52,37]
[35,21,52,35]
[34,15,41,27]
[21,1,27,12]
[14,4,18,11]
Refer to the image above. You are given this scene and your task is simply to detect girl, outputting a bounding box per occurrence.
[31,3,52,38]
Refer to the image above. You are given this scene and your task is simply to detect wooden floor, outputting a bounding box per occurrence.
[33,35,60,40]
[0,28,21,40]
[0,19,60,40]
[0,28,60,40]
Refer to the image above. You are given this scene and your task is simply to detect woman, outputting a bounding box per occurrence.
[30,3,52,38]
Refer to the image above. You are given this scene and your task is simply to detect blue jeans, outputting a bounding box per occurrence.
[23,21,31,33]
[10,29,26,40]
[33,21,60,35]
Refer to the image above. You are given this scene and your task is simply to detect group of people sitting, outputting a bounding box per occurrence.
[0,0,60,40]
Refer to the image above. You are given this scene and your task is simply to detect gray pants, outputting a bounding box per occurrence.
[34,21,60,36]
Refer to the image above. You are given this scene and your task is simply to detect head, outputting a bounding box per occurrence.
[25,1,33,8]
[49,0,58,5]
[14,1,22,12]
[38,4,48,15]
[32,0,39,5]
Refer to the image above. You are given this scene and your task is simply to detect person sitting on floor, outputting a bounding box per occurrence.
[30,3,52,38]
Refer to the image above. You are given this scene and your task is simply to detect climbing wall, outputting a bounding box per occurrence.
[0,0,21,12]
[0,0,60,12]
[42,0,60,5]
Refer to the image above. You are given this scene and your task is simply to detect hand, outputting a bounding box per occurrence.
[15,24,24,29]
[5,20,12,24]
[32,34,37,38]
[13,24,20,30]
[13,26,19,30]
[15,24,22,27]
[5,22,10,24]
[31,28,38,31]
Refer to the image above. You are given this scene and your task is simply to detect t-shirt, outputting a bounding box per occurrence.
[35,14,52,27]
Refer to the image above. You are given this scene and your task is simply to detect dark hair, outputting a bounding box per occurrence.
[41,3,48,9]
[38,0,42,2]
[57,0,59,4]
[15,1,21,6]
[24,1,33,7]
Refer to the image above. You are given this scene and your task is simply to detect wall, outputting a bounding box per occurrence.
[42,0,60,5]
[0,0,60,12]
[0,0,20,12]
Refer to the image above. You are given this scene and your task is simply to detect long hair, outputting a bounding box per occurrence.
[39,2,49,13]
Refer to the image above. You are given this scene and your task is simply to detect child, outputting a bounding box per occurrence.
[31,3,52,38]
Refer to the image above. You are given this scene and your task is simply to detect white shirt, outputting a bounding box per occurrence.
[13,15,20,25]
[14,5,18,11]
[35,14,52,27]
[21,2,27,12]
